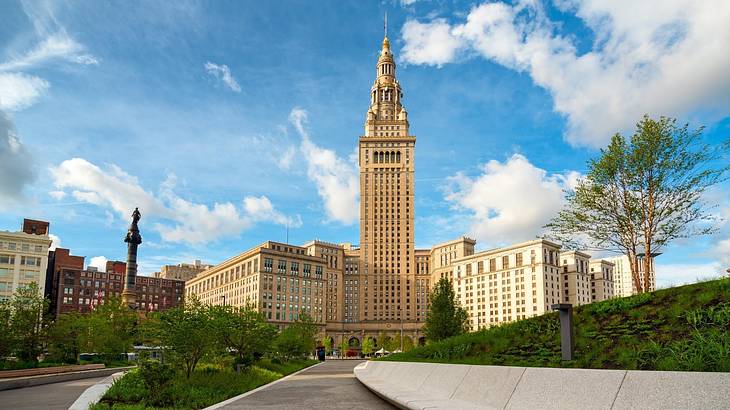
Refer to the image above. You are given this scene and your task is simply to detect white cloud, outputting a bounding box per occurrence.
[401,19,463,67]
[654,262,727,289]
[400,1,730,147]
[289,108,359,225]
[0,72,49,111]
[48,233,61,251]
[88,256,108,272]
[401,0,421,6]
[50,158,299,245]
[0,111,35,208]
[444,154,580,246]
[204,62,242,92]
[48,190,66,200]
[244,195,302,228]
[0,32,98,72]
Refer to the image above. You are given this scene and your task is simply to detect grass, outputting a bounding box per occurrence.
[90,358,317,410]
[382,277,730,371]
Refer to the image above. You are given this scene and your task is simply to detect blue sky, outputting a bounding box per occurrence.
[0,0,728,287]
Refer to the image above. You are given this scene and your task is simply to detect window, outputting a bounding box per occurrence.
[502,256,509,269]
[0,255,14,265]
[516,253,523,266]
[263,258,273,272]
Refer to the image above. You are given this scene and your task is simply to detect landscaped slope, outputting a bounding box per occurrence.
[383,277,730,371]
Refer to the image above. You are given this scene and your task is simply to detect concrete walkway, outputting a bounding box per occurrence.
[217,360,395,410]
[0,376,106,410]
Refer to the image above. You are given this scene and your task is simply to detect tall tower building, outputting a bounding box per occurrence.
[359,33,416,324]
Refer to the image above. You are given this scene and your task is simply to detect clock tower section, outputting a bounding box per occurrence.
[359,35,416,325]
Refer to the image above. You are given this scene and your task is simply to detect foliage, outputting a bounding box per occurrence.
[338,339,349,357]
[361,337,374,356]
[150,297,214,378]
[47,311,87,364]
[383,277,730,372]
[6,283,49,362]
[402,336,414,352]
[138,360,175,405]
[273,312,317,361]
[0,300,13,360]
[424,278,469,342]
[547,116,729,293]
[323,336,333,355]
[85,297,137,361]
[93,359,317,410]
[209,304,276,369]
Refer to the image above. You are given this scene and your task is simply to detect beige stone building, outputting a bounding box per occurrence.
[154,260,213,281]
[184,32,622,348]
[603,254,657,297]
[0,219,52,301]
[589,259,615,302]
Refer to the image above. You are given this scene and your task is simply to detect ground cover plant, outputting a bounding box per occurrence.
[383,277,730,371]
[91,358,317,410]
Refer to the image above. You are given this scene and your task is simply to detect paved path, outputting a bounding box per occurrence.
[218,360,394,410]
[0,376,106,410]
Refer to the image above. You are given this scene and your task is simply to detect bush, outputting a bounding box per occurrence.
[138,360,175,405]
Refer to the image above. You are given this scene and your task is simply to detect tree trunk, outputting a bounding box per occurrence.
[628,248,642,294]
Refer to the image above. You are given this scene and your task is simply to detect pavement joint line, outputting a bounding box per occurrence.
[202,361,326,410]
[501,366,526,410]
[609,370,628,410]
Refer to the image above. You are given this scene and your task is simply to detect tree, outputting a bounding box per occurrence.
[424,278,469,342]
[48,312,87,364]
[402,336,414,352]
[273,312,317,361]
[361,337,374,356]
[8,283,49,362]
[0,300,13,360]
[547,116,729,293]
[338,339,349,357]
[211,304,276,368]
[323,336,333,355]
[85,297,137,361]
[154,297,213,378]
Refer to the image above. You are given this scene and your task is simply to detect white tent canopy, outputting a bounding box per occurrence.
[375,348,390,355]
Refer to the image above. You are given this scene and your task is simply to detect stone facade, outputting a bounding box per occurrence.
[0,219,52,301]
[154,260,213,281]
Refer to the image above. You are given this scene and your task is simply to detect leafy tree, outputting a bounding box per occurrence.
[85,297,137,361]
[154,297,213,378]
[323,336,333,355]
[48,312,87,364]
[547,116,729,293]
[210,304,276,368]
[273,312,317,361]
[361,337,374,356]
[0,300,13,360]
[8,283,49,362]
[338,339,349,357]
[424,278,469,342]
[376,331,386,348]
[402,336,414,352]
[383,335,397,352]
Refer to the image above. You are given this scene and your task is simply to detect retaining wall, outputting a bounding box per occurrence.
[354,361,730,410]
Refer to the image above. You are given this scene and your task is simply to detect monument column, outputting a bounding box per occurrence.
[121,208,142,309]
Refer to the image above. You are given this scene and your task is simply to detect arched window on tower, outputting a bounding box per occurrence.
[373,152,378,163]
[396,151,401,162]
[379,152,384,163]
[385,152,390,163]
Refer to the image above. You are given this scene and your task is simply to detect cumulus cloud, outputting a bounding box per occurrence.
[444,154,580,246]
[654,262,727,289]
[204,62,242,92]
[50,158,299,245]
[88,256,108,272]
[49,234,61,251]
[0,111,35,208]
[400,1,730,147]
[0,73,50,111]
[289,108,359,225]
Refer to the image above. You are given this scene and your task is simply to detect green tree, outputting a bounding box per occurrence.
[273,312,317,361]
[8,283,49,362]
[154,297,213,378]
[339,339,349,357]
[323,336,333,355]
[402,336,414,352]
[424,278,469,342]
[361,337,374,356]
[0,300,13,360]
[85,297,137,361]
[48,312,87,364]
[211,304,276,368]
[547,116,730,293]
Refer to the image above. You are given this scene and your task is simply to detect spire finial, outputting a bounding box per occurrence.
[384,11,388,38]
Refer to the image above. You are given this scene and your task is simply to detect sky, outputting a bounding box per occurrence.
[0,0,728,287]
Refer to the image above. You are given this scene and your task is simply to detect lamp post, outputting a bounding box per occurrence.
[551,303,574,361]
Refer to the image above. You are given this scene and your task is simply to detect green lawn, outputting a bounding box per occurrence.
[91,359,318,410]
[382,277,730,371]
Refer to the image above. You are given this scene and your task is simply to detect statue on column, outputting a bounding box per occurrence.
[121,207,143,309]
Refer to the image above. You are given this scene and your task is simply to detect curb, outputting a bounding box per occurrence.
[68,371,127,410]
[203,361,325,410]
[0,366,136,392]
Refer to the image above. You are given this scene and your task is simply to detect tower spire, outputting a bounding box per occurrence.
[384,11,388,38]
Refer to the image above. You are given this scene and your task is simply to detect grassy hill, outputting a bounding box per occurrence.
[382,277,730,372]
